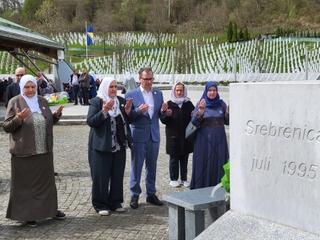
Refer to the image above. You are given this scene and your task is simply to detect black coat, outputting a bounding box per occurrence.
[5,82,20,107]
[160,100,195,156]
[87,96,132,152]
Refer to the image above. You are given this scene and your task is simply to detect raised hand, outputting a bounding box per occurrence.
[54,105,64,116]
[198,99,206,115]
[125,98,133,115]
[165,108,172,116]
[138,103,149,113]
[16,107,31,120]
[161,102,172,116]
[102,99,115,113]
[161,102,168,112]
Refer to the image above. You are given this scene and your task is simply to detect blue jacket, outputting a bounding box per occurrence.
[125,87,164,143]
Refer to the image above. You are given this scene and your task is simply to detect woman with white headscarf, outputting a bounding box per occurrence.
[3,75,65,227]
[87,77,133,216]
[160,82,195,188]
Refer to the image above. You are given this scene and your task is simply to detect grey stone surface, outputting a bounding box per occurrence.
[230,82,320,234]
[0,125,171,239]
[168,204,185,240]
[164,185,227,240]
[163,187,225,211]
[195,210,320,240]
[185,210,204,240]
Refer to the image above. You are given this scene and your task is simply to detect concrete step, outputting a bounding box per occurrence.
[61,115,86,119]
[57,119,87,125]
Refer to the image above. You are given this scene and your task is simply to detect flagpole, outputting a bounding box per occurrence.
[85,21,88,59]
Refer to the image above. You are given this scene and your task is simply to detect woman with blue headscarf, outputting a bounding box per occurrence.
[190,81,229,189]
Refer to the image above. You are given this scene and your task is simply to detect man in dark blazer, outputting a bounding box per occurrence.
[125,67,167,209]
[5,67,26,107]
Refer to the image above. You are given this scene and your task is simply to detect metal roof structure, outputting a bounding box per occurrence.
[0,17,63,59]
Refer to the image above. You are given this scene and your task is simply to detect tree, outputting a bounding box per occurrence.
[34,0,59,33]
[227,21,233,42]
[117,0,139,31]
[231,22,238,42]
[238,28,244,41]
[94,0,117,32]
[22,0,44,20]
[146,0,171,47]
[171,0,192,24]
[244,26,250,40]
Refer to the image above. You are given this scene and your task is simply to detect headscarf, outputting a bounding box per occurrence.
[97,77,121,117]
[170,82,190,106]
[19,75,41,113]
[200,81,223,108]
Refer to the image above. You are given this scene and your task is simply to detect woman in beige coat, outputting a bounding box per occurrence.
[3,75,65,227]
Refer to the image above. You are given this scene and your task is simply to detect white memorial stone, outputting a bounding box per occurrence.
[230,81,320,235]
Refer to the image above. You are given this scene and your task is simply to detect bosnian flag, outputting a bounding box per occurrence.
[86,25,94,46]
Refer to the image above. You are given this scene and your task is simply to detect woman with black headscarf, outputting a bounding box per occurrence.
[190,81,229,189]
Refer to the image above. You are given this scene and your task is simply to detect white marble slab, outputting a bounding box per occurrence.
[230,81,320,235]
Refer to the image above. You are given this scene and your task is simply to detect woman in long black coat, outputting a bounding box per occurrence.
[87,77,133,216]
[161,82,195,187]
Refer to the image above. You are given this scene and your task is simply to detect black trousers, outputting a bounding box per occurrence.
[72,85,80,104]
[80,87,89,105]
[88,148,126,211]
[169,154,189,181]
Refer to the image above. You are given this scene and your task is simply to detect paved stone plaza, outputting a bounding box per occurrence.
[0,88,229,239]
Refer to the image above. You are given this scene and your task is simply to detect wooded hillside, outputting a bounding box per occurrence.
[1,0,320,35]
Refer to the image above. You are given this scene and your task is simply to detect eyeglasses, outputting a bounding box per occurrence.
[16,74,24,77]
[141,78,153,81]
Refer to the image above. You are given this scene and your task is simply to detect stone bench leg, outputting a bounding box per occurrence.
[185,210,205,240]
[206,203,227,227]
[168,204,185,240]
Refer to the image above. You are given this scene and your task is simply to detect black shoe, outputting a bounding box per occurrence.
[130,196,139,209]
[53,210,66,220]
[146,194,163,206]
[74,103,78,105]
[26,221,37,227]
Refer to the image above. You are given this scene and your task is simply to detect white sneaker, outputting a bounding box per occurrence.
[169,180,180,187]
[114,207,126,213]
[98,210,110,216]
[182,181,190,187]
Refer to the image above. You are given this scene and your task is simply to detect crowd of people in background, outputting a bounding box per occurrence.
[67,68,98,105]
[0,77,12,103]
[0,68,56,107]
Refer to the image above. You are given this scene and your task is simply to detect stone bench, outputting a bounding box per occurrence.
[163,184,227,240]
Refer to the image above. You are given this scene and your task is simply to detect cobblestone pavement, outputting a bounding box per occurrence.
[0,88,229,239]
[0,125,177,240]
